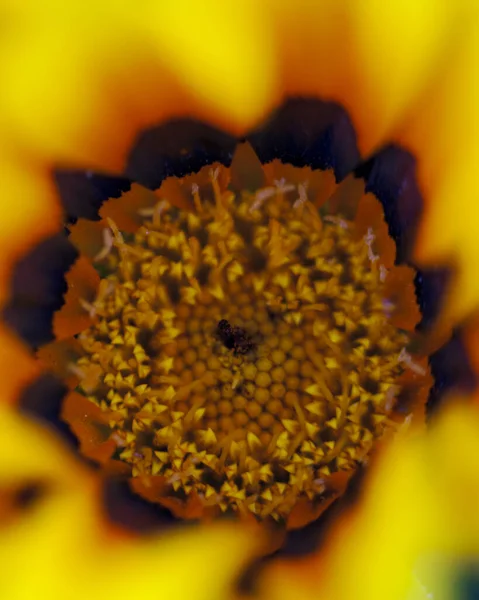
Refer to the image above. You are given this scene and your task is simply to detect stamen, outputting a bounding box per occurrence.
[364,227,379,263]
[273,178,295,195]
[67,363,85,379]
[379,264,388,282]
[323,215,348,229]
[106,218,125,246]
[398,348,427,376]
[191,183,202,213]
[210,166,227,211]
[382,299,395,316]
[384,384,400,411]
[111,431,127,447]
[293,182,308,209]
[93,228,114,262]
[79,298,98,318]
[250,186,276,212]
[67,363,101,394]
[138,200,170,226]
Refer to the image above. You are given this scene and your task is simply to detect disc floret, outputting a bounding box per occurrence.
[72,163,427,522]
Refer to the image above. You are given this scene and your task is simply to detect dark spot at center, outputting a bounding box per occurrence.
[216,319,255,354]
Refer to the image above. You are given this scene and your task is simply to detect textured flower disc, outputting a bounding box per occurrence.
[52,145,431,526]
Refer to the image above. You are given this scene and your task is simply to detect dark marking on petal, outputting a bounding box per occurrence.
[3,234,78,348]
[0,481,49,525]
[246,97,360,181]
[414,268,451,331]
[427,328,477,417]
[14,481,47,511]
[101,479,182,535]
[126,120,237,190]
[18,373,80,451]
[54,170,131,223]
[356,144,423,265]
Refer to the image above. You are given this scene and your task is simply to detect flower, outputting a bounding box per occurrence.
[1,0,479,598]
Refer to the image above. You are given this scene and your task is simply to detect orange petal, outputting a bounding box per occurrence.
[158,177,197,212]
[61,391,130,474]
[69,219,106,260]
[53,257,99,340]
[383,265,422,331]
[37,337,83,389]
[325,174,365,219]
[392,367,433,429]
[354,192,396,269]
[99,184,160,232]
[230,143,267,192]
[61,388,161,477]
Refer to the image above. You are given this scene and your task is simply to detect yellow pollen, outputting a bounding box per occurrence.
[74,164,423,523]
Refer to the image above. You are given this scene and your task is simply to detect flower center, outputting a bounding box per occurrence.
[71,157,429,524]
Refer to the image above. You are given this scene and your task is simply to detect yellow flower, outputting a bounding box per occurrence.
[1,0,479,598]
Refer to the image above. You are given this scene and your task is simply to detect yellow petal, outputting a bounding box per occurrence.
[2,495,257,600]
[0,1,276,171]
[397,6,479,325]
[265,0,459,155]
[348,0,459,153]
[144,0,277,131]
[0,404,258,600]
[0,403,84,483]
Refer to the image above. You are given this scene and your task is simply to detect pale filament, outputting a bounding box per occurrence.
[293,182,309,209]
[323,215,348,229]
[93,228,114,262]
[398,348,427,376]
[364,227,379,263]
